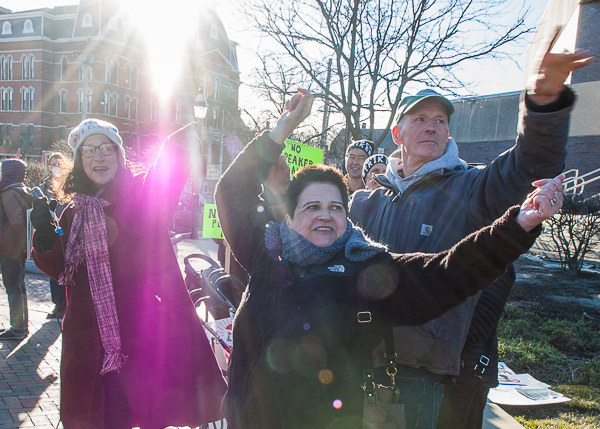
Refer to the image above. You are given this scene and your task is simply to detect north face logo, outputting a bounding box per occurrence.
[328,265,345,273]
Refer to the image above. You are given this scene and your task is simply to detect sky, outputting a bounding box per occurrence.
[3,0,555,126]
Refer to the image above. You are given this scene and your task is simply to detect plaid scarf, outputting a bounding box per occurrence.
[59,194,127,375]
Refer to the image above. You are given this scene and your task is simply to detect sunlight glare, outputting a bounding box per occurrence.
[121,0,206,101]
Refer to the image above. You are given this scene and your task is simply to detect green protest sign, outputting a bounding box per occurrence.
[283,139,323,176]
[202,203,223,239]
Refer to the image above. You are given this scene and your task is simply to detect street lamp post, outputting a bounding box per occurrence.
[190,88,208,240]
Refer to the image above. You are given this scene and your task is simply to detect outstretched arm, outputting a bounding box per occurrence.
[215,90,314,270]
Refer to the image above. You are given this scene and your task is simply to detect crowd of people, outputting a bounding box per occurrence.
[0,39,593,429]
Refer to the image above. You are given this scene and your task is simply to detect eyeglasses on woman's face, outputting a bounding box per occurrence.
[80,142,116,158]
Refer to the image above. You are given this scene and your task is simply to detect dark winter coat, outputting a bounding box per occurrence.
[0,184,34,257]
[32,124,227,429]
[215,132,540,429]
[348,89,574,375]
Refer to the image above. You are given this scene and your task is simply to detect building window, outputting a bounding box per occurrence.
[125,96,131,119]
[82,13,93,28]
[1,22,11,35]
[59,126,67,140]
[111,93,118,116]
[125,64,131,88]
[132,98,138,120]
[8,56,12,80]
[102,91,109,114]
[214,78,220,101]
[175,100,182,123]
[23,19,34,34]
[7,88,12,110]
[29,88,34,111]
[22,56,28,80]
[112,62,118,86]
[210,25,218,40]
[59,90,67,113]
[131,67,138,90]
[213,107,219,128]
[21,88,28,111]
[1,57,5,80]
[0,89,5,110]
[150,99,157,121]
[105,58,110,83]
[28,55,34,79]
[78,90,84,113]
[60,57,67,82]
[108,17,118,32]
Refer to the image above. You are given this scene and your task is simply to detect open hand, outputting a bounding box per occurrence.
[516,175,565,231]
[528,28,594,104]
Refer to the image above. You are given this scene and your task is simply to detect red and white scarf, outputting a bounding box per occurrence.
[59,194,127,374]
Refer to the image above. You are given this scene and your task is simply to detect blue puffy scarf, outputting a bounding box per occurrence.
[265,219,387,267]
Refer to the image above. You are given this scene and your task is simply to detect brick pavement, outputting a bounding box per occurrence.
[0,271,62,429]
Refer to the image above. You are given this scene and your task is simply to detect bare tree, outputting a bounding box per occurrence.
[544,192,600,274]
[240,0,532,149]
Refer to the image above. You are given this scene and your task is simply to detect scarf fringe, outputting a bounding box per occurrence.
[100,351,128,375]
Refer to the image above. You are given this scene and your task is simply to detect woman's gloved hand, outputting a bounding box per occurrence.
[30,197,58,250]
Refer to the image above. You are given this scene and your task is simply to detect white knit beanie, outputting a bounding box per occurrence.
[68,119,126,166]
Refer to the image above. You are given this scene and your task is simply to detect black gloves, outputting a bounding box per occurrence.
[30,197,58,251]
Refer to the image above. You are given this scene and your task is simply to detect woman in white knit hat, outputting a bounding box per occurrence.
[30,119,226,429]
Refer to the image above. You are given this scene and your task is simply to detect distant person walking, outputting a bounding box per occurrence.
[0,159,34,340]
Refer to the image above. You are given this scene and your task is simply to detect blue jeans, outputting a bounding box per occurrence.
[0,254,29,334]
[390,366,449,429]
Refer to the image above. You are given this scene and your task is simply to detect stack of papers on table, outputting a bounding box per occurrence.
[488,362,570,405]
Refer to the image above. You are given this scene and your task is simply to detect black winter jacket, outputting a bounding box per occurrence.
[348,89,574,375]
[215,133,540,429]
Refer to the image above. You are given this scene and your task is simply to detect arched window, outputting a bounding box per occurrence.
[7,87,12,110]
[59,89,67,113]
[131,66,138,90]
[0,88,5,110]
[29,55,34,79]
[82,13,93,28]
[213,107,219,128]
[102,90,110,115]
[111,61,118,86]
[111,92,118,116]
[214,78,220,101]
[1,22,11,35]
[125,64,131,88]
[21,88,28,111]
[105,58,111,83]
[78,89,84,113]
[8,56,12,79]
[210,25,218,40]
[22,56,28,80]
[23,19,34,34]
[125,96,131,119]
[60,57,68,82]
[132,98,138,120]
[1,57,5,80]
[29,88,34,111]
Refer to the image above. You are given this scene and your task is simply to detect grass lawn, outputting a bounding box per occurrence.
[498,304,600,428]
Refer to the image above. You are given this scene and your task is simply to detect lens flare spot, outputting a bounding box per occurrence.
[332,399,343,409]
[257,205,265,213]
[303,323,310,330]
[319,369,333,385]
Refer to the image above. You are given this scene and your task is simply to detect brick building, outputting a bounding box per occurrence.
[0,0,241,188]
[450,0,600,194]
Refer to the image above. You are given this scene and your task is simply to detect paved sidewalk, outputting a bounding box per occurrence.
[0,238,523,428]
[0,272,62,429]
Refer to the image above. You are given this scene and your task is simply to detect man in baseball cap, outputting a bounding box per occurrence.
[349,46,594,429]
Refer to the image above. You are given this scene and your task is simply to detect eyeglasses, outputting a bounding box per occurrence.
[80,142,116,158]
